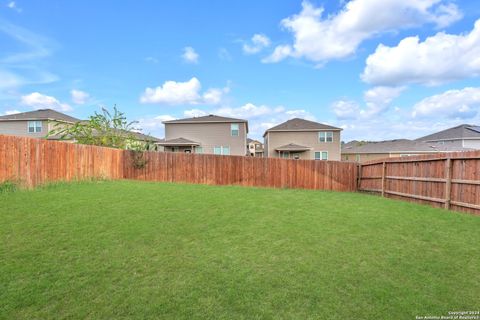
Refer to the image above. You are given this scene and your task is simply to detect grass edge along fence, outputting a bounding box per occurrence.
[0,134,357,192]
[358,150,480,215]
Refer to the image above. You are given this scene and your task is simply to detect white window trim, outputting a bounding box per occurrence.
[231,123,239,137]
[27,121,42,133]
[319,131,333,143]
[214,146,230,155]
[314,151,328,160]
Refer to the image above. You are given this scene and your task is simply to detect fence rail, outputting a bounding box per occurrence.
[2,135,479,215]
[358,151,480,215]
[0,135,357,192]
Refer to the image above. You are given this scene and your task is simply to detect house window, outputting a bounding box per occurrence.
[319,131,333,142]
[314,151,328,160]
[355,154,360,162]
[28,121,42,133]
[195,147,203,154]
[214,146,230,155]
[281,151,290,158]
[231,123,239,136]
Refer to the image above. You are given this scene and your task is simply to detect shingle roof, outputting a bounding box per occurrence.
[163,114,248,133]
[163,114,247,124]
[416,124,480,141]
[0,109,80,123]
[342,139,472,154]
[264,118,341,136]
[156,137,200,146]
[275,143,311,151]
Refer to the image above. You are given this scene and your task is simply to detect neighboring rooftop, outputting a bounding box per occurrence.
[163,114,247,124]
[156,137,200,146]
[416,124,480,141]
[342,139,472,154]
[247,138,262,144]
[163,114,248,133]
[264,118,341,136]
[0,109,80,123]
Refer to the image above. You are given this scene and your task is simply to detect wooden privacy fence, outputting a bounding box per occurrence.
[358,151,480,215]
[0,135,357,192]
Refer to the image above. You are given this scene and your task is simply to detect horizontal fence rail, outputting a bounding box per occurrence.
[0,135,357,192]
[358,151,480,215]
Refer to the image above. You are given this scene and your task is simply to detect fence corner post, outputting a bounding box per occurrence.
[357,163,362,191]
[381,161,387,197]
[445,157,452,210]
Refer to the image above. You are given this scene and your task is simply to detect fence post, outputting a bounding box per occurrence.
[444,157,452,210]
[357,163,362,191]
[381,161,387,197]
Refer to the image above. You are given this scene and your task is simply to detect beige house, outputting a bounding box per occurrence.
[263,118,342,160]
[416,124,480,149]
[341,139,473,162]
[0,109,80,139]
[159,115,248,156]
[247,138,264,157]
[0,109,161,145]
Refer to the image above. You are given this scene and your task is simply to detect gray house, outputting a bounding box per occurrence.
[0,109,161,144]
[341,139,472,162]
[159,115,248,156]
[0,109,79,139]
[263,118,342,160]
[416,124,480,149]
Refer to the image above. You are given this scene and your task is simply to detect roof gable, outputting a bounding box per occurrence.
[163,114,247,124]
[0,109,80,123]
[264,118,341,136]
[416,124,480,141]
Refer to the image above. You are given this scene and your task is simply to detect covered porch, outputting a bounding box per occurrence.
[156,137,201,153]
[275,143,311,159]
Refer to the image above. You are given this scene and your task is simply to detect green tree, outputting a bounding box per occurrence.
[48,106,150,150]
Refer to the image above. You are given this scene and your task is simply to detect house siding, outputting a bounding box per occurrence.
[165,122,247,156]
[463,139,480,149]
[266,130,341,160]
[0,120,49,138]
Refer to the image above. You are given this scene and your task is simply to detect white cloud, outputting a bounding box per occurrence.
[264,0,461,64]
[363,19,480,86]
[262,45,292,63]
[336,87,480,141]
[70,89,90,105]
[21,92,72,112]
[144,56,159,64]
[332,100,361,120]
[243,34,271,54]
[7,1,21,12]
[363,86,405,116]
[4,110,21,115]
[182,46,199,64]
[140,78,201,104]
[183,103,315,138]
[332,86,404,120]
[140,77,227,105]
[203,88,224,104]
[412,87,480,119]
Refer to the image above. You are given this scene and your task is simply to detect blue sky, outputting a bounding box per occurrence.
[1,0,480,140]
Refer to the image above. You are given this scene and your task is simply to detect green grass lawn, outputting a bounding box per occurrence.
[1,180,479,319]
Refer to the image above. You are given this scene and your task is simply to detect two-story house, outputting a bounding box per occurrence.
[0,109,80,138]
[247,138,264,157]
[0,109,161,144]
[263,118,342,160]
[158,115,248,156]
